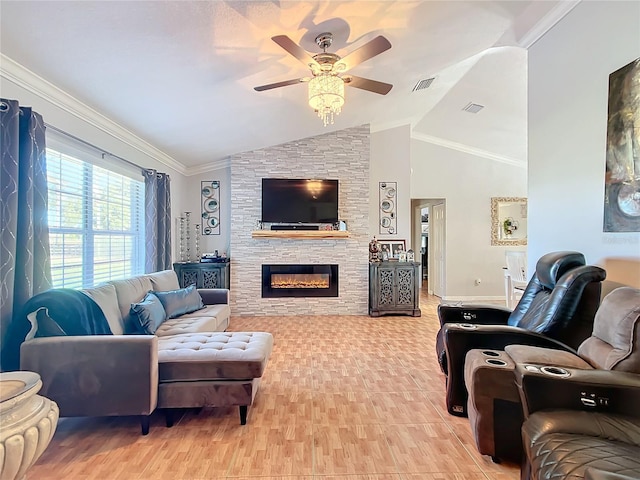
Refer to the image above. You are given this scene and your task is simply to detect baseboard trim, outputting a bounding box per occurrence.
[441,296,506,303]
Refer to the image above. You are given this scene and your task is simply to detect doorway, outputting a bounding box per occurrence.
[412,199,446,298]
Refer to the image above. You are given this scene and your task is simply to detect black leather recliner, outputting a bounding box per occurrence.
[435,251,606,416]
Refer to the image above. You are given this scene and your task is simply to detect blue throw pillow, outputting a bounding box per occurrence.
[151,285,204,319]
[130,292,167,334]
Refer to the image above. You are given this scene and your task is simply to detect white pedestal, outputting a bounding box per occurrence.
[0,371,59,480]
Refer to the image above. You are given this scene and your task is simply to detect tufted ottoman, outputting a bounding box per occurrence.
[157,332,273,425]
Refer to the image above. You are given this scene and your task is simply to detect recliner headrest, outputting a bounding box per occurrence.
[536,251,586,290]
[578,286,640,371]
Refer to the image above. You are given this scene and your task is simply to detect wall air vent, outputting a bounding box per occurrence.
[463,102,485,113]
[412,77,435,92]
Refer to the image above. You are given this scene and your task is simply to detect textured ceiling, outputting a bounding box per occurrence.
[0,1,576,172]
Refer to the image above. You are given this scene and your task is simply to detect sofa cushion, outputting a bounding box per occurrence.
[83,284,124,335]
[152,285,204,319]
[178,304,230,321]
[154,312,225,337]
[157,332,274,382]
[108,275,153,333]
[147,270,180,292]
[130,292,167,334]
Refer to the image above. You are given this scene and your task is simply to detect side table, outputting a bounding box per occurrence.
[173,260,230,289]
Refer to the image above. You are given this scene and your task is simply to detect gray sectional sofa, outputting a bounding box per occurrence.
[20,270,273,434]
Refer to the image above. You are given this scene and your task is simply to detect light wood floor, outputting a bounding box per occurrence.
[28,287,520,479]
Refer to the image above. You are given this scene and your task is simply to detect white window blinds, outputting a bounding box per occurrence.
[46,146,145,289]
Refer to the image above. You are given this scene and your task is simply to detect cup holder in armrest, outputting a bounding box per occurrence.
[540,366,571,378]
[485,359,508,367]
[481,350,500,357]
[458,323,477,330]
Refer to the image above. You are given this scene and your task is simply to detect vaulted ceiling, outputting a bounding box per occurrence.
[0,1,578,174]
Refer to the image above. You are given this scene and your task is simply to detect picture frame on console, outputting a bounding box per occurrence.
[378,240,406,260]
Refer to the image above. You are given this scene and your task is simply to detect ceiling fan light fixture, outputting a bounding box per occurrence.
[308,73,345,127]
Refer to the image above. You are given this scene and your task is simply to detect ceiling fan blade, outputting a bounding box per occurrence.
[335,36,391,72]
[254,78,309,92]
[344,75,393,95]
[272,35,319,68]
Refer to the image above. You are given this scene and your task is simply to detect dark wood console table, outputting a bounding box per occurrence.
[369,261,421,317]
[173,261,230,289]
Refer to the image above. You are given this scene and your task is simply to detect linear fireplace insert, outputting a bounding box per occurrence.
[262,264,338,298]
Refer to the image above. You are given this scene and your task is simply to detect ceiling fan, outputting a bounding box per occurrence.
[254,32,393,125]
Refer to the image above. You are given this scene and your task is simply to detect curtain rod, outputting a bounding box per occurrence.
[44,123,146,172]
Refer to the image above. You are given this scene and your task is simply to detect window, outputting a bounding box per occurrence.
[46,147,145,288]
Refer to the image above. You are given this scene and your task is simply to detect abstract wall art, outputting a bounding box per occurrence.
[603,57,640,232]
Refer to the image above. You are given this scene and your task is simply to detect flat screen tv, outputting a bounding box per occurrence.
[261,178,339,224]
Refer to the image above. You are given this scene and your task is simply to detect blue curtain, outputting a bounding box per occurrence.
[143,169,171,273]
[0,99,52,371]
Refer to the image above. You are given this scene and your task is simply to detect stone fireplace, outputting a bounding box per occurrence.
[262,264,338,298]
[230,124,370,315]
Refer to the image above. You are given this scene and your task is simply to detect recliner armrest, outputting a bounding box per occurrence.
[504,344,592,369]
[514,363,640,419]
[197,288,229,305]
[437,304,511,327]
[442,323,576,416]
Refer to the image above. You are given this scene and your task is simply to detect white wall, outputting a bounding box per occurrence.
[370,125,412,246]
[410,140,527,300]
[528,0,640,291]
[185,166,232,258]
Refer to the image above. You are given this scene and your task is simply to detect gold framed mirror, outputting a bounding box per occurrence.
[491,197,527,246]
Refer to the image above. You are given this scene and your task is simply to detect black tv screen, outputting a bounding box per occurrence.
[261,178,339,224]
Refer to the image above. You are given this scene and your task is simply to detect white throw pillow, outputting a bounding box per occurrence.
[148,270,181,292]
[82,284,124,335]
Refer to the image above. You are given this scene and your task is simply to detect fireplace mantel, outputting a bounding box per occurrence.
[251,230,350,239]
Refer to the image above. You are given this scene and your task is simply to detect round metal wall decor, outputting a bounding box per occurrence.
[205,199,219,212]
[379,181,397,234]
[201,181,221,235]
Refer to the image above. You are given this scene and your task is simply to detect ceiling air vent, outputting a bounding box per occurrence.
[412,77,435,92]
[463,102,484,113]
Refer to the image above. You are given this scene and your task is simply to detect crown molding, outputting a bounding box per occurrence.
[519,0,581,48]
[411,132,526,168]
[185,158,231,176]
[0,54,187,175]
[370,115,422,133]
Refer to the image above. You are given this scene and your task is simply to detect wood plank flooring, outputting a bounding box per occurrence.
[27,288,520,479]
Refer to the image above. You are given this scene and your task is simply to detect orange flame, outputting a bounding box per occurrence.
[271,273,330,289]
